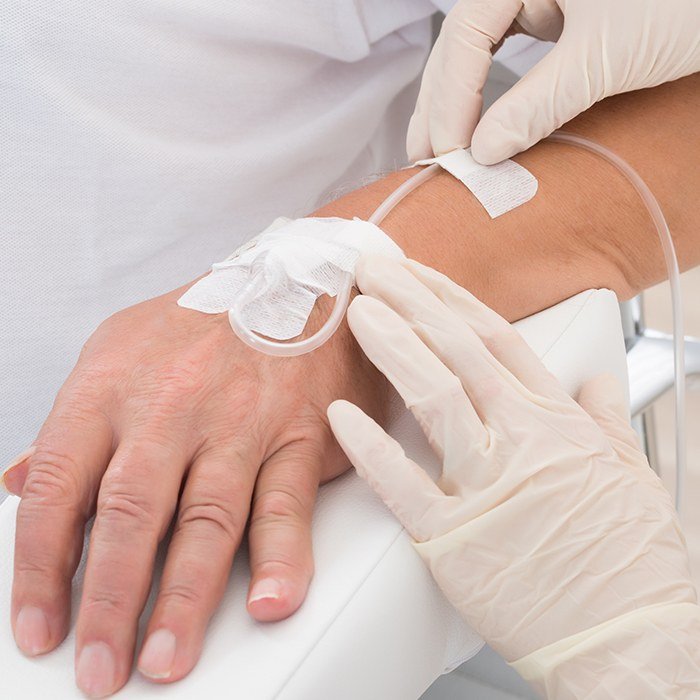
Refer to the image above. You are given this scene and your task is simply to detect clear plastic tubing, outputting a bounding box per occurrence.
[228,263,353,356]
[229,134,685,515]
[549,132,685,513]
[368,163,442,226]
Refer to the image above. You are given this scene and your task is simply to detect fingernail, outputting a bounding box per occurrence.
[76,642,117,698]
[138,628,177,680]
[248,578,282,604]
[1,446,36,492]
[15,605,50,656]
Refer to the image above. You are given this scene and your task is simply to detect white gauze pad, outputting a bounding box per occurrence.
[177,216,404,340]
[415,148,537,218]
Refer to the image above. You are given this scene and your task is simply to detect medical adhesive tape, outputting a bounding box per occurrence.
[414,148,538,218]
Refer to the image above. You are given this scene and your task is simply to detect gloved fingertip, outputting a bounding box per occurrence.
[326,398,356,426]
[471,106,531,163]
[346,292,379,323]
[346,294,401,346]
[470,131,514,165]
[327,400,369,454]
[435,142,469,159]
[354,253,394,293]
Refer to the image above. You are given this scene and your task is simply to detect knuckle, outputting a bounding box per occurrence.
[97,489,159,532]
[128,359,211,421]
[146,358,206,399]
[478,377,504,403]
[426,376,465,414]
[70,361,120,391]
[13,513,83,582]
[14,557,49,577]
[253,487,308,526]
[14,557,65,587]
[73,331,124,376]
[82,590,132,619]
[23,450,82,504]
[177,500,242,543]
[157,583,203,610]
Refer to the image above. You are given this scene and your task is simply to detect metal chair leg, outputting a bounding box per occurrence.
[621,296,700,465]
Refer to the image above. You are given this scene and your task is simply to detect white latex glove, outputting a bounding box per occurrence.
[328,256,700,698]
[407,0,700,164]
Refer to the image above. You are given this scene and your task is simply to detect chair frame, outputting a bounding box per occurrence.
[623,296,700,472]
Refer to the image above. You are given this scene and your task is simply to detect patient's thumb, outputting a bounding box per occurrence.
[1,446,35,496]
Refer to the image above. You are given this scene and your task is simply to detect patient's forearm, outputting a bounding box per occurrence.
[316,74,699,321]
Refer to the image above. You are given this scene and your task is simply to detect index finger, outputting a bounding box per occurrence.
[346,294,489,465]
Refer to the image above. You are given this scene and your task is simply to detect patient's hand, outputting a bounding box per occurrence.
[7,283,385,696]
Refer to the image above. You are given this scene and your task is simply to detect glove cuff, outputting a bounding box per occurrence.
[511,601,700,699]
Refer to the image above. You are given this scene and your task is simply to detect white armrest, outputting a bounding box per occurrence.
[0,289,627,699]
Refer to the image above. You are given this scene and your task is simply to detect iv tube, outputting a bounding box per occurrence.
[229,136,685,514]
[548,132,686,513]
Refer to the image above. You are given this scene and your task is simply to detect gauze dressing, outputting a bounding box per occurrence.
[178,216,404,341]
[415,148,538,218]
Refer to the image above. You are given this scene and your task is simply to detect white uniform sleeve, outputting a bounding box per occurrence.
[429,0,458,14]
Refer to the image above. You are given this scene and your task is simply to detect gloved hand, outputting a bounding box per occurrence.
[328,255,700,698]
[407,0,700,164]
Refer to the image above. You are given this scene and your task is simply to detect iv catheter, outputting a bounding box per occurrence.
[228,133,686,512]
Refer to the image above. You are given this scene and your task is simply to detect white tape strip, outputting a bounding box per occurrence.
[415,148,538,218]
[178,217,404,340]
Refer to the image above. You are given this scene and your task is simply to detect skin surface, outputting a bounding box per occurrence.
[3,73,699,697]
